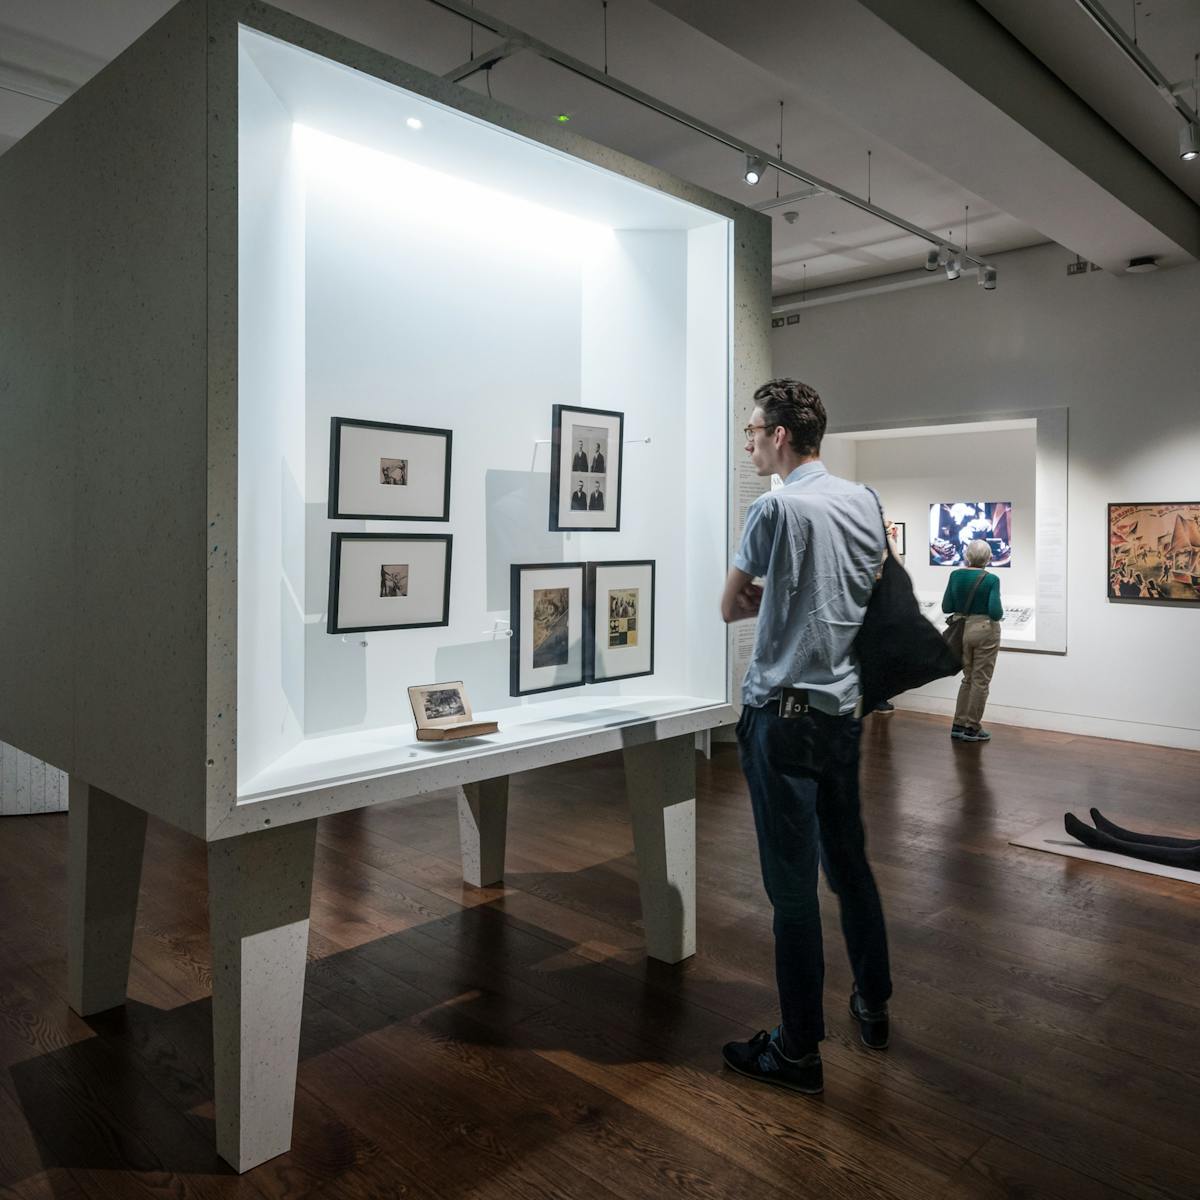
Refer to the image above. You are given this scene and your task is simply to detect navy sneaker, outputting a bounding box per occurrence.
[721,1028,823,1094]
[962,727,992,742]
[874,701,896,714]
[849,991,890,1050]
[951,724,967,739]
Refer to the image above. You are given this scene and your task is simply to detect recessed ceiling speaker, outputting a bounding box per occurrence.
[1125,256,1159,273]
[1179,123,1200,162]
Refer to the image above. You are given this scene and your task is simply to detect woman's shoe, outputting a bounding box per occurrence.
[962,727,991,742]
[951,724,967,739]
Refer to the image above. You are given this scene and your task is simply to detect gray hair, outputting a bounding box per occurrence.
[964,539,993,567]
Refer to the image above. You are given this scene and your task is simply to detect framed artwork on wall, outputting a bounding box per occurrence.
[887,520,906,557]
[327,532,452,633]
[929,501,1012,567]
[328,417,452,520]
[585,559,655,683]
[549,404,624,532]
[1107,502,1200,603]
[510,562,586,695]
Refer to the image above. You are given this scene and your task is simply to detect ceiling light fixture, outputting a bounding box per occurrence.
[945,252,961,281]
[743,153,766,186]
[1180,123,1200,161]
[406,117,423,130]
[924,247,941,272]
[979,264,998,290]
[1125,256,1159,273]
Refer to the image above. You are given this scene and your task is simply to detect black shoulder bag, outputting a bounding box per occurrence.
[854,515,962,713]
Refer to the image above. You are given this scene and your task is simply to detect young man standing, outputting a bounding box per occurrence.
[720,378,892,1095]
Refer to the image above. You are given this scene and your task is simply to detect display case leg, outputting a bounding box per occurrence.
[458,776,509,887]
[67,781,148,1016]
[623,735,697,963]
[208,820,317,1173]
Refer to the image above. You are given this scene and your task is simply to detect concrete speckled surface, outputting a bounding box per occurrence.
[67,781,148,1015]
[207,816,317,1172]
[4,0,769,842]
[623,734,698,963]
[0,100,78,771]
[5,0,211,834]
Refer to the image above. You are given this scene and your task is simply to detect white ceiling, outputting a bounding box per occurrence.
[2,0,1199,293]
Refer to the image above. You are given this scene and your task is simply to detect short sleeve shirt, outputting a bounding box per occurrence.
[734,462,884,714]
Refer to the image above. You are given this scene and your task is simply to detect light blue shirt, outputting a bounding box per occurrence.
[734,461,884,715]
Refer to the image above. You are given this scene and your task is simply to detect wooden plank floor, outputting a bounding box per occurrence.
[1,711,1198,1200]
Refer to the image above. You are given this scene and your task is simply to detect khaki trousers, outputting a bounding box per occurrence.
[953,615,1001,729]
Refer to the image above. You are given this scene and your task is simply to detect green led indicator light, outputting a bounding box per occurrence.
[556,113,572,123]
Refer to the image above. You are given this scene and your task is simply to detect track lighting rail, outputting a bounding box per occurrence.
[1073,0,1200,129]
[427,0,992,271]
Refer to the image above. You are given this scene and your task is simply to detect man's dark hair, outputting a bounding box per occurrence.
[753,378,827,456]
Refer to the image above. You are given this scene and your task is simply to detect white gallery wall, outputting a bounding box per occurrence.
[773,242,1200,749]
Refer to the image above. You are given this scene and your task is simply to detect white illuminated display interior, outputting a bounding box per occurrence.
[236,28,733,802]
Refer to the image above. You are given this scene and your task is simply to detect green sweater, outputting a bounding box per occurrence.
[941,568,1003,620]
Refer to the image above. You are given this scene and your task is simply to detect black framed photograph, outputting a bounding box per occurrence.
[328,417,452,521]
[328,532,452,633]
[887,520,906,557]
[585,559,655,683]
[549,404,624,532]
[1108,502,1200,603]
[510,562,586,695]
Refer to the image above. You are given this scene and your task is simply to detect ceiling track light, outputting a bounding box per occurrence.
[924,247,941,272]
[945,252,962,281]
[979,264,998,290]
[743,153,766,186]
[1125,255,1159,273]
[1180,123,1200,161]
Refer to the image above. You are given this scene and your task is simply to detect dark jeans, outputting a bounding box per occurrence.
[736,702,892,1052]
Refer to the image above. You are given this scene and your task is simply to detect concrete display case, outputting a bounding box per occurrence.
[0,0,770,1172]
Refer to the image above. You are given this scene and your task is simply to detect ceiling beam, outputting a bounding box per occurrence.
[652,0,1200,271]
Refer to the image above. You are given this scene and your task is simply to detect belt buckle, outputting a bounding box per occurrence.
[779,687,809,718]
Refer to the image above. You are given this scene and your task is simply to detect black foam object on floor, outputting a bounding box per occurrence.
[1064,811,1200,870]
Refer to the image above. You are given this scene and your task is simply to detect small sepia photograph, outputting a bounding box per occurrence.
[422,687,466,720]
[570,424,609,475]
[380,457,408,486]
[608,587,639,647]
[380,563,409,597]
[584,474,606,512]
[532,586,570,668]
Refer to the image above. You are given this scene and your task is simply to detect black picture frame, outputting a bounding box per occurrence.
[327,532,453,633]
[585,559,656,683]
[510,561,587,696]
[549,404,624,532]
[891,521,906,557]
[1107,502,1200,604]
[328,417,453,521]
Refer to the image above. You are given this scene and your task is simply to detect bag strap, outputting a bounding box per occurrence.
[958,569,988,616]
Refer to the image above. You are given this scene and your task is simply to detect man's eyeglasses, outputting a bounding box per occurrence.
[743,423,777,440]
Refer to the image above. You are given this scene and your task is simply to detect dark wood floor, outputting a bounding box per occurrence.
[2,711,1199,1200]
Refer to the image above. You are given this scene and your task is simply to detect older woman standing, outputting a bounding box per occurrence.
[942,539,1004,742]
